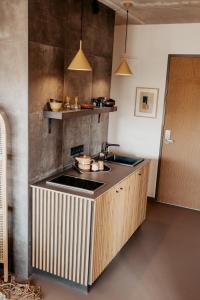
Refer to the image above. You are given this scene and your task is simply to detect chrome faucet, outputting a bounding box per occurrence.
[103,142,120,158]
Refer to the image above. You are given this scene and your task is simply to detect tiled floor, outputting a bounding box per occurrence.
[31,201,200,300]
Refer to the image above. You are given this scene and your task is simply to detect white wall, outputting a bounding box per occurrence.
[109,23,200,197]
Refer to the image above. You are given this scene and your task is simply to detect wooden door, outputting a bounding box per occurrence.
[157,55,200,210]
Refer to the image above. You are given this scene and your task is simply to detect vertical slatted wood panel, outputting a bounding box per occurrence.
[32,187,93,286]
[0,112,9,282]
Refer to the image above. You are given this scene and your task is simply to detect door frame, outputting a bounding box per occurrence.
[155,54,200,200]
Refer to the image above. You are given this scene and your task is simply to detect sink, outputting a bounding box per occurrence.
[47,175,104,194]
[106,154,144,167]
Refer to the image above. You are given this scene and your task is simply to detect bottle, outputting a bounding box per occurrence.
[64,96,71,110]
[74,96,79,110]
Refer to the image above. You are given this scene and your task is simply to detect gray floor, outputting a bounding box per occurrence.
[31,202,200,300]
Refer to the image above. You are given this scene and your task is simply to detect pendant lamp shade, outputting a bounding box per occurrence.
[115,59,132,76]
[115,8,133,76]
[68,41,92,71]
[67,0,92,71]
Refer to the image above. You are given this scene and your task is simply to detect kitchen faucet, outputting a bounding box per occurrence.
[103,142,120,158]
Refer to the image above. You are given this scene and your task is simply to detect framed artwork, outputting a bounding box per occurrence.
[134,87,159,118]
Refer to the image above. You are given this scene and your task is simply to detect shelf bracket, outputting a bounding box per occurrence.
[48,118,52,134]
[98,114,101,123]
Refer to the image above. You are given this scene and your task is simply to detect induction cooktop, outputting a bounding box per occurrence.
[46,175,104,194]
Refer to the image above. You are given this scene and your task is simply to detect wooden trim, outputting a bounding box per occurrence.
[155,54,171,199]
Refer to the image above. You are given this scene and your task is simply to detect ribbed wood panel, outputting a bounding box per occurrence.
[0,112,8,282]
[32,187,93,286]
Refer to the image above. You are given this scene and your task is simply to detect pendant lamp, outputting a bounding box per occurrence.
[68,0,92,71]
[115,8,133,76]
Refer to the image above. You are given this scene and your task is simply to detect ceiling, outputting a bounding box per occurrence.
[99,0,200,24]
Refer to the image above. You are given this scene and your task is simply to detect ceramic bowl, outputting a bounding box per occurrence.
[49,99,63,112]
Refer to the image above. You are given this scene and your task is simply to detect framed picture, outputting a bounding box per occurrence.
[134,87,159,118]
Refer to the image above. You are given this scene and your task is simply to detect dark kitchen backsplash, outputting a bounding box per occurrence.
[28,0,115,182]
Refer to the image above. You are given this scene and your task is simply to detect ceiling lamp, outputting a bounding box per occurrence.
[68,0,92,71]
[115,1,133,76]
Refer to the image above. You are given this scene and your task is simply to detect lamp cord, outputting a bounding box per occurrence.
[125,9,128,54]
[81,0,84,41]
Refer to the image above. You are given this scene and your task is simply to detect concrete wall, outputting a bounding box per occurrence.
[29,0,64,183]
[29,0,115,183]
[109,23,200,197]
[0,0,28,277]
[62,0,115,166]
[0,0,114,279]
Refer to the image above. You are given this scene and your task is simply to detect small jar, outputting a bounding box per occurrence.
[91,161,99,172]
[98,160,104,171]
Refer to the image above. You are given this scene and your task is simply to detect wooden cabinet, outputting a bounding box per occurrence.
[31,162,149,288]
[90,178,130,284]
[128,164,149,232]
[90,163,149,284]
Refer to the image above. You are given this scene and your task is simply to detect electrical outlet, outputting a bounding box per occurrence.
[71,145,84,156]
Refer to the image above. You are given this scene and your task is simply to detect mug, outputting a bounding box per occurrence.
[91,161,99,172]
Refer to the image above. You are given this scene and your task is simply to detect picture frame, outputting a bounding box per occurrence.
[134,87,159,118]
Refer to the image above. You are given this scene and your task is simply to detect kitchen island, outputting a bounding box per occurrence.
[31,160,150,290]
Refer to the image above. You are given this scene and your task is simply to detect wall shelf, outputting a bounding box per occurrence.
[43,106,117,133]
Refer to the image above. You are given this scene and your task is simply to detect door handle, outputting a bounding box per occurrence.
[164,129,174,144]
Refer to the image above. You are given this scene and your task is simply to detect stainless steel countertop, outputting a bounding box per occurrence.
[31,159,150,200]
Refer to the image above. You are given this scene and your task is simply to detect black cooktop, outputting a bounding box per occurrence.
[47,175,104,194]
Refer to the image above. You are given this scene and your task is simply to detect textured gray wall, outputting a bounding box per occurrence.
[29,0,115,183]
[64,0,114,100]
[62,0,114,165]
[62,113,109,166]
[0,0,29,277]
[0,0,114,279]
[28,0,65,183]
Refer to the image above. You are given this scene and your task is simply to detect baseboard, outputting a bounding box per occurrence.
[147,196,156,202]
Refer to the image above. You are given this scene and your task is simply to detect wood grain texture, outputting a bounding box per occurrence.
[32,162,150,287]
[0,112,9,282]
[158,56,200,210]
[32,188,93,286]
[91,163,149,283]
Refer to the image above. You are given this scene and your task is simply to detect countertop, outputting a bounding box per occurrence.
[31,159,150,200]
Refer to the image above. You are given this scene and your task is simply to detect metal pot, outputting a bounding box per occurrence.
[104,99,115,107]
